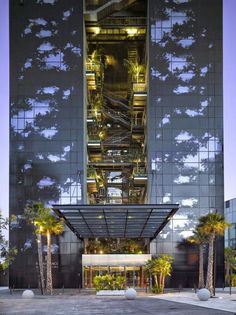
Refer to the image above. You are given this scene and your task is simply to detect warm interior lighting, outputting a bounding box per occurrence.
[87,178,96,183]
[87,142,101,147]
[133,93,147,97]
[92,27,100,35]
[125,28,138,36]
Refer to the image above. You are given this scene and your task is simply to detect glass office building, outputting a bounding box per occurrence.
[225,199,236,249]
[9,0,224,288]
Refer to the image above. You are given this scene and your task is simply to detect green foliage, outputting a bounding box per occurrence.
[1,247,18,270]
[197,212,230,295]
[0,210,17,271]
[187,228,209,245]
[86,239,104,254]
[224,247,236,286]
[93,274,126,291]
[230,274,236,287]
[145,255,173,294]
[87,166,97,178]
[25,202,64,295]
[120,239,144,254]
[25,202,64,236]
[224,247,236,269]
[123,59,146,83]
[86,238,145,254]
[198,213,230,237]
[151,286,163,294]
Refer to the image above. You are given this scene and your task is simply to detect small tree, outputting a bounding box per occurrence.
[34,206,64,295]
[145,254,173,293]
[129,149,145,175]
[0,211,17,272]
[198,213,230,296]
[187,228,208,289]
[224,247,236,286]
[123,59,145,83]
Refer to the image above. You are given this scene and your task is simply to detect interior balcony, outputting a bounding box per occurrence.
[131,113,145,133]
[86,70,97,91]
[130,81,147,109]
[132,166,147,186]
[88,160,132,169]
[86,58,104,91]
[86,27,146,42]
[87,136,101,150]
[131,93,147,109]
[87,178,99,193]
[132,82,146,93]
[87,109,102,123]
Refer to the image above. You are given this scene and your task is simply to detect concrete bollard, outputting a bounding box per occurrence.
[197,288,210,301]
[125,288,137,300]
[22,290,34,299]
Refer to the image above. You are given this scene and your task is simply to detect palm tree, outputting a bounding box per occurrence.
[145,254,173,293]
[198,213,230,296]
[34,207,64,295]
[187,228,208,289]
[224,247,236,286]
[24,202,47,294]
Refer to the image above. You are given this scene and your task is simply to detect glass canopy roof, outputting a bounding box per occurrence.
[52,204,179,240]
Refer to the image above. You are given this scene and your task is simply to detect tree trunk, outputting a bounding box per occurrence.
[46,231,53,295]
[36,233,45,294]
[206,234,215,296]
[198,244,205,289]
[153,274,158,288]
[161,275,165,293]
[159,274,162,291]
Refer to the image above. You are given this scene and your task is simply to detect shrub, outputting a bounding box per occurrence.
[145,254,173,294]
[225,273,236,287]
[152,286,163,294]
[93,274,126,291]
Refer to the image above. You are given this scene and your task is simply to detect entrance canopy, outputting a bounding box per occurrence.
[52,204,179,240]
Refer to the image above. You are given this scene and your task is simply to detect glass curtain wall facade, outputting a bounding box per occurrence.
[9,0,224,289]
[225,199,236,249]
[9,0,85,288]
[148,0,224,286]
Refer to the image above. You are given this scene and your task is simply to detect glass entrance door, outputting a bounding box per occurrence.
[83,265,145,288]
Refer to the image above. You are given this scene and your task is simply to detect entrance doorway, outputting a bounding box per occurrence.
[83,265,146,288]
[82,254,151,289]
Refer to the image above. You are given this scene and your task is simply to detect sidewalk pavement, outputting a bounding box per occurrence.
[150,288,236,314]
[0,287,235,314]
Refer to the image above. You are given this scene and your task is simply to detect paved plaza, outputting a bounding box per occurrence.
[151,289,236,314]
[0,289,235,315]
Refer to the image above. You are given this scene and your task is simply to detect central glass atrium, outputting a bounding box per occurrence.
[83,0,150,255]
[86,0,147,207]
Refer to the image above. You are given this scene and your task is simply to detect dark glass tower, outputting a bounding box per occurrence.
[9,0,223,288]
[148,0,224,286]
[9,0,85,288]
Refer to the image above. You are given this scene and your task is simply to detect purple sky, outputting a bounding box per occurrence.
[0,1,236,217]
